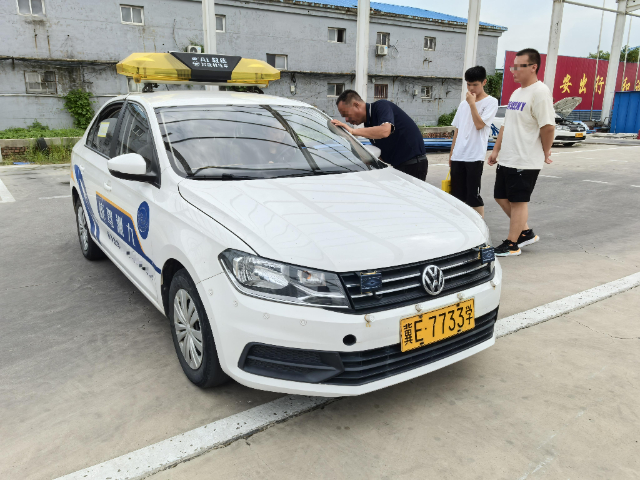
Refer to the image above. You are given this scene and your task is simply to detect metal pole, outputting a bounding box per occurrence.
[544,0,565,92]
[622,17,632,87]
[602,0,628,123]
[202,0,218,92]
[355,0,370,102]
[590,0,606,121]
[461,0,481,103]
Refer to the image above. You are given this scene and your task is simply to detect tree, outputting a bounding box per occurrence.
[485,71,503,102]
[588,46,639,63]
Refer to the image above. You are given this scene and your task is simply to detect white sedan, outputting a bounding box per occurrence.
[71,90,501,397]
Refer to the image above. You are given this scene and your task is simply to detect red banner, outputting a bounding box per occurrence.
[501,51,640,110]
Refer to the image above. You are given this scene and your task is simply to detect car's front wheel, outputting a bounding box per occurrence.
[563,142,577,147]
[74,199,105,260]
[168,269,229,388]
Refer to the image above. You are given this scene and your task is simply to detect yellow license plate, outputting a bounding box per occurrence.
[400,299,475,352]
[575,132,585,138]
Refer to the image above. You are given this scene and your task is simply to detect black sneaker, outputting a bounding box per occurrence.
[518,229,540,248]
[494,239,521,257]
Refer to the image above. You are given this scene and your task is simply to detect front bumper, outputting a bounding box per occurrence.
[554,133,586,143]
[197,261,502,397]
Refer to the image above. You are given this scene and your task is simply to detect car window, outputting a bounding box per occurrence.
[86,103,123,157]
[155,105,383,180]
[495,106,506,118]
[116,102,155,169]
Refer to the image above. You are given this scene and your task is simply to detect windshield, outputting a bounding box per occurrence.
[495,106,507,118]
[155,105,384,179]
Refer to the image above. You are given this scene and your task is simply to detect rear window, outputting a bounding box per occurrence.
[495,106,507,118]
[155,105,383,180]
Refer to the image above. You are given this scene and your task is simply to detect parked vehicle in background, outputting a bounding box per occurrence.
[490,97,587,146]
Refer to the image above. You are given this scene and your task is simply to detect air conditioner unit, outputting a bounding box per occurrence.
[187,45,202,54]
[376,45,388,56]
[413,89,419,97]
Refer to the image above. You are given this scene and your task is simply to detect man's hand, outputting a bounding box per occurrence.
[331,119,353,135]
[487,150,498,166]
[544,151,553,164]
[466,91,477,105]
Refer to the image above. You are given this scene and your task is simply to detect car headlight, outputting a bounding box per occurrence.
[219,249,349,308]
[557,125,570,131]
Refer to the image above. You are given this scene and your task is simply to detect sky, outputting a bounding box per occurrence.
[380,0,640,68]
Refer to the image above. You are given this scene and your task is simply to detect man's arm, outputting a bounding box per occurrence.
[449,128,459,167]
[487,126,504,166]
[466,92,487,130]
[331,120,392,139]
[539,124,555,164]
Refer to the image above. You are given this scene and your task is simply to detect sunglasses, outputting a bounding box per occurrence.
[509,64,535,71]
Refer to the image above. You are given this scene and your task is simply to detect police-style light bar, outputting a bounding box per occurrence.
[116,52,280,86]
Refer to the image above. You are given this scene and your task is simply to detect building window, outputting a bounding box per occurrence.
[120,5,144,25]
[421,86,432,99]
[25,71,57,94]
[424,37,436,51]
[376,32,390,46]
[374,84,388,99]
[216,15,225,32]
[17,0,45,16]
[267,54,288,70]
[328,28,346,43]
[327,83,344,97]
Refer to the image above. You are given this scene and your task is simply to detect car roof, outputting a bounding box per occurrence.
[124,90,311,108]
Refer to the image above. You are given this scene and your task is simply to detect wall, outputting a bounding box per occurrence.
[0,0,502,129]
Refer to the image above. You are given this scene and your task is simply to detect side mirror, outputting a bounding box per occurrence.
[108,153,157,183]
[363,144,381,159]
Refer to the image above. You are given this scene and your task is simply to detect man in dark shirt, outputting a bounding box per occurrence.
[331,90,428,180]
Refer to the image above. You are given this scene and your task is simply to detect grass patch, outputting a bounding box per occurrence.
[0,120,84,139]
[3,145,72,165]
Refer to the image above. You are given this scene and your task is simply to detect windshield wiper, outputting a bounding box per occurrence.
[191,173,257,180]
[191,165,312,176]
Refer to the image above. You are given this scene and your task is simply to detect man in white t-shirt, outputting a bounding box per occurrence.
[449,66,499,217]
[487,48,556,257]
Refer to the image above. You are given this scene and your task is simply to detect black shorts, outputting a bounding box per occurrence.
[494,164,540,203]
[450,160,484,207]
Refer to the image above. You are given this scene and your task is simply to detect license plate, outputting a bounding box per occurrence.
[575,132,585,138]
[400,299,475,353]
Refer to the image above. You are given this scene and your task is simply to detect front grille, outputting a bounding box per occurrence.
[326,308,497,386]
[238,308,498,386]
[339,246,494,313]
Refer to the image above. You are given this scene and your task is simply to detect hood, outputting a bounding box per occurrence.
[554,96,582,118]
[178,169,486,272]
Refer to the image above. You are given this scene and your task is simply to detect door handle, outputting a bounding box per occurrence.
[103,181,112,191]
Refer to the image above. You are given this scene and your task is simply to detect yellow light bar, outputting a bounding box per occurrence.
[116,53,280,86]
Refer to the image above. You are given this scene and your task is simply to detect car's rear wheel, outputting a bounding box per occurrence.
[74,199,105,260]
[168,269,229,388]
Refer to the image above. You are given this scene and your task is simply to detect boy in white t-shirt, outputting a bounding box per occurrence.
[449,66,499,217]
[487,48,556,257]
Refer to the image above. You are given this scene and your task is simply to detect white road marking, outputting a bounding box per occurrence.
[551,146,640,155]
[0,178,16,203]
[54,270,640,480]
[631,185,640,188]
[431,163,449,166]
[39,195,72,200]
[583,180,610,184]
[496,271,640,338]
[539,175,561,178]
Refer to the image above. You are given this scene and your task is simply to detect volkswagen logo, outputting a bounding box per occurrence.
[422,265,445,296]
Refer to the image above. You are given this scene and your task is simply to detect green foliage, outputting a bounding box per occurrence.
[62,89,95,129]
[485,71,503,102]
[588,46,639,63]
[0,121,84,139]
[4,145,72,165]
[437,109,457,127]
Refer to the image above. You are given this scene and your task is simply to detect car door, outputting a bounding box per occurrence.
[74,101,124,254]
[100,101,162,300]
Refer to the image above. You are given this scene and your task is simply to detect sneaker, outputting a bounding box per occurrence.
[518,229,540,248]
[494,239,521,257]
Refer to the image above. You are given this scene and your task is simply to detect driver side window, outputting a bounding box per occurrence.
[116,103,156,170]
